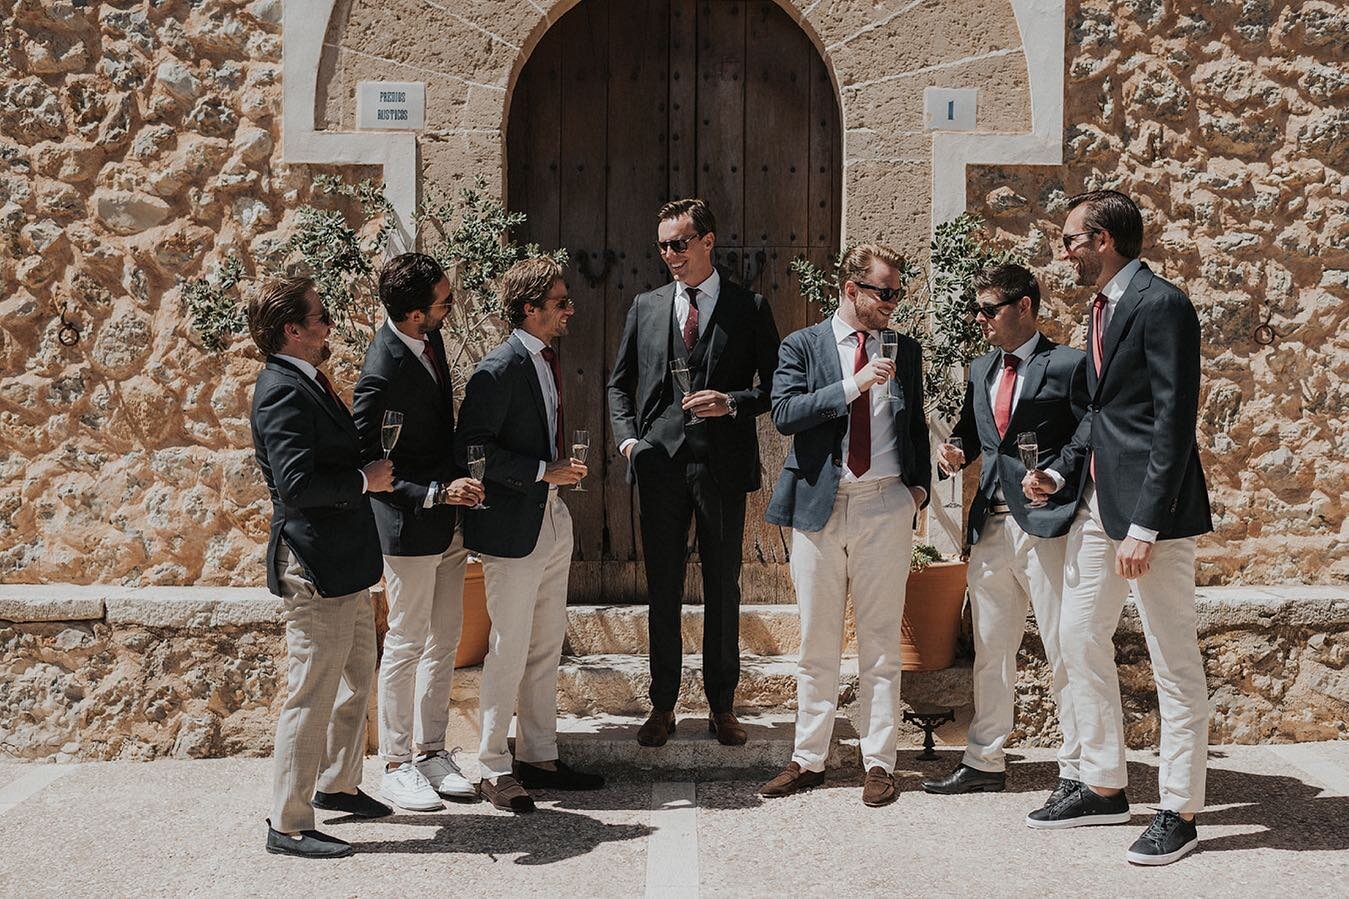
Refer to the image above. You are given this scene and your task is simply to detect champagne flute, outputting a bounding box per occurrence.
[466,444,490,510]
[380,410,403,459]
[880,332,901,405]
[1017,431,1046,508]
[945,436,963,508]
[571,429,590,492]
[669,360,702,426]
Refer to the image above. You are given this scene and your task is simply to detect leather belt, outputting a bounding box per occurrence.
[988,503,1012,515]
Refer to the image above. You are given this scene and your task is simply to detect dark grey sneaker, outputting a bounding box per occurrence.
[1025,785,1131,829]
[1045,777,1082,807]
[1126,810,1199,865]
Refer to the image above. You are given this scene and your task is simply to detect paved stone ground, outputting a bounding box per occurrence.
[1,743,1347,897]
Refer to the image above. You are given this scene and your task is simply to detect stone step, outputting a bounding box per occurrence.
[504,712,860,780]
[565,603,845,656]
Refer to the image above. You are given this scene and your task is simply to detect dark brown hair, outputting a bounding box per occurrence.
[247,276,315,356]
[379,252,447,321]
[972,263,1042,315]
[1066,189,1143,259]
[501,256,564,327]
[657,198,716,236]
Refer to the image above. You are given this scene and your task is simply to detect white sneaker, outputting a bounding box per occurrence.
[417,748,477,800]
[381,761,443,811]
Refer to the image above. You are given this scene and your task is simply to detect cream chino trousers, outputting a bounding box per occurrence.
[790,477,914,774]
[963,512,1079,777]
[476,492,573,781]
[1060,485,1209,813]
[378,532,470,764]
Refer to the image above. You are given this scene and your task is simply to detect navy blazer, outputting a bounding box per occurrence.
[1047,263,1213,541]
[607,275,780,493]
[352,325,463,557]
[765,320,931,533]
[250,357,383,598]
[454,334,556,559]
[946,335,1087,549]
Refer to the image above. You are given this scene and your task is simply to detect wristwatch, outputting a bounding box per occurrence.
[725,394,738,418]
[432,482,447,505]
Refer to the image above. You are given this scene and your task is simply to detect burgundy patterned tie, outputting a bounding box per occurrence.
[682,287,700,351]
[847,331,871,477]
[422,342,442,388]
[314,369,346,411]
[1090,293,1107,482]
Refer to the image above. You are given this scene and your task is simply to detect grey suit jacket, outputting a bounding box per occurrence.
[765,319,931,533]
[946,335,1087,548]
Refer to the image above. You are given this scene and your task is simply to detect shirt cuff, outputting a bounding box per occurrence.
[618,438,638,455]
[424,481,438,509]
[536,460,546,482]
[1045,469,1066,492]
[841,377,861,405]
[359,470,368,494]
[1127,524,1159,543]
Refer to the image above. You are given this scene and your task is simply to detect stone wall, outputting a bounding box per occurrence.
[967,0,1349,585]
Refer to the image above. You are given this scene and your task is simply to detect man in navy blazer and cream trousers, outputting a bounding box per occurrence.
[758,244,930,808]
[921,264,1087,800]
[1025,190,1212,866]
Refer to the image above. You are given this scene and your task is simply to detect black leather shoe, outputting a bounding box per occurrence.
[1026,785,1131,829]
[1126,810,1199,865]
[312,788,392,818]
[265,820,353,859]
[515,759,606,791]
[922,764,1006,795]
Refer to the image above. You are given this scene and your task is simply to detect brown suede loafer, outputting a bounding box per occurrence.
[637,710,676,747]
[759,762,825,798]
[862,766,897,807]
[708,712,748,746]
[479,774,535,813]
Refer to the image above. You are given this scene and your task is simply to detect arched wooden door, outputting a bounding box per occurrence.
[507,0,841,603]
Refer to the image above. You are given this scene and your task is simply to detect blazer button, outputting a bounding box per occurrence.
[538,502,545,510]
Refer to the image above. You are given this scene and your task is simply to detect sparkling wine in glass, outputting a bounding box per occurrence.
[380,410,403,459]
[880,332,901,405]
[1017,431,1046,508]
[571,429,590,492]
[945,436,963,508]
[669,360,702,426]
[466,444,490,510]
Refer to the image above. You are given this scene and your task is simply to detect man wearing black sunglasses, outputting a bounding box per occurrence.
[920,264,1086,803]
[608,198,780,750]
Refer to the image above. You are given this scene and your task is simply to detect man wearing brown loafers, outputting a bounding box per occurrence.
[759,244,930,807]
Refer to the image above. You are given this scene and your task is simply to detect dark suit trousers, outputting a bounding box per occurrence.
[634,445,745,712]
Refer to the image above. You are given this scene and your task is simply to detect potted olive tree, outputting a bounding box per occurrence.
[186,175,566,669]
[790,215,1025,670]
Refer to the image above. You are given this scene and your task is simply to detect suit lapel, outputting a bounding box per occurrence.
[701,283,733,379]
[510,334,550,441]
[1097,264,1151,384]
[426,329,454,418]
[643,284,676,376]
[971,351,998,441]
[269,357,358,439]
[1005,335,1052,440]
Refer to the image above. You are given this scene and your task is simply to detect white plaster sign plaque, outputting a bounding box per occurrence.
[923,87,977,131]
[357,81,426,130]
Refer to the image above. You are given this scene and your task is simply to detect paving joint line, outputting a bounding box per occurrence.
[645,781,699,899]
[0,765,79,818]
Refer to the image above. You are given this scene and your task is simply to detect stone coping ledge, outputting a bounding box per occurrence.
[0,584,1345,629]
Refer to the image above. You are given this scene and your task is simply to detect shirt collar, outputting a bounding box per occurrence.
[385,317,427,355]
[275,353,319,381]
[512,327,547,356]
[677,268,720,304]
[1101,258,1143,303]
[1005,331,1042,364]
[831,312,875,345]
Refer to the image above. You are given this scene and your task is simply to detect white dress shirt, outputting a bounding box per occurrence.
[832,314,901,484]
[276,353,368,494]
[512,328,560,481]
[985,331,1042,502]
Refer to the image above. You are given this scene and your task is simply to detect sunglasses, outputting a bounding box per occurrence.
[656,234,704,254]
[304,308,333,326]
[1061,228,1100,250]
[970,296,1022,318]
[853,281,906,302]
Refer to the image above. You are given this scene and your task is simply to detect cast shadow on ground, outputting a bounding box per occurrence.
[325,809,652,864]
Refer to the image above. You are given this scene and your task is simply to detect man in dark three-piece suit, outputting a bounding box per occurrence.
[455,255,602,813]
[607,198,780,748]
[757,243,930,808]
[351,253,484,812]
[1024,190,1212,866]
[920,264,1086,802]
[249,277,394,859]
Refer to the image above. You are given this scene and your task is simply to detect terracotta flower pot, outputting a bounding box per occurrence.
[455,560,491,668]
[901,560,968,671]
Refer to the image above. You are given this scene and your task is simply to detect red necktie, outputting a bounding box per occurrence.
[1090,293,1107,482]
[422,342,443,388]
[540,346,565,462]
[994,353,1019,437]
[682,287,700,351]
[847,331,871,477]
[314,369,346,411]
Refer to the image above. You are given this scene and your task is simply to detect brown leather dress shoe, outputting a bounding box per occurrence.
[637,710,676,747]
[479,774,535,813]
[862,766,897,807]
[759,761,825,798]
[708,712,748,746]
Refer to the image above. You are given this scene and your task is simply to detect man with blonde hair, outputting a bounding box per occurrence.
[456,255,602,812]
[759,243,930,807]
